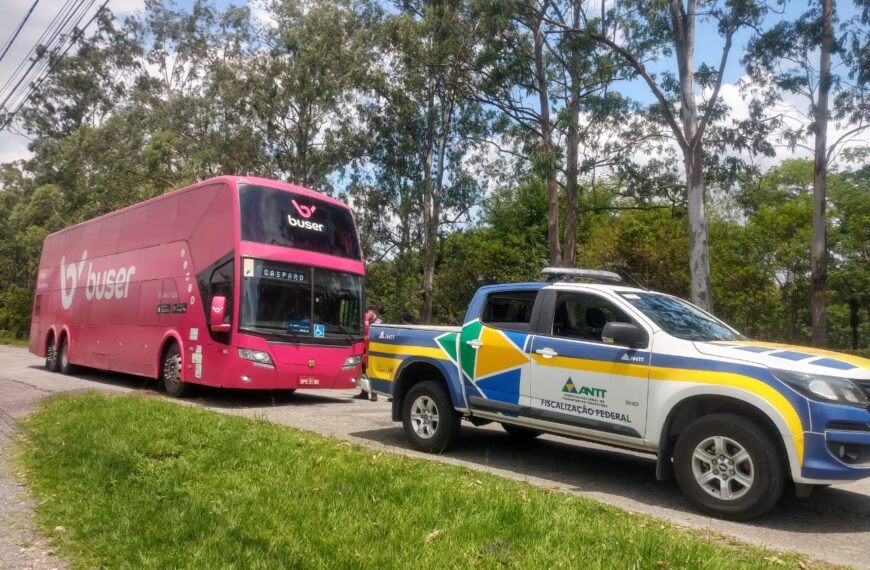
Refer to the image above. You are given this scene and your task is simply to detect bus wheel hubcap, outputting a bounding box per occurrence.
[692,436,754,501]
[164,354,182,386]
[410,396,439,439]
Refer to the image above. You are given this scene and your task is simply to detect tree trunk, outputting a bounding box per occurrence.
[420,89,436,324]
[534,16,562,266]
[421,98,453,325]
[562,0,582,268]
[671,0,713,311]
[811,0,834,347]
[685,148,713,310]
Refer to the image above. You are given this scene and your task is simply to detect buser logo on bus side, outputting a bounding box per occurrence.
[59,250,136,310]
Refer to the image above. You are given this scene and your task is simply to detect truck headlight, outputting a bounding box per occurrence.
[343,355,362,369]
[772,369,869,407]
[237,348,275,369]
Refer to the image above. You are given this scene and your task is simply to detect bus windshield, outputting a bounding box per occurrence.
[240,258,362,342]
[239,183,361,260]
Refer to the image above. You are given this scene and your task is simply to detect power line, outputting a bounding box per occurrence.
[1,0,109,132]
[0,0,41,64]
[0,0,95,117]
[0,0,86,102]
[1,0,95,113]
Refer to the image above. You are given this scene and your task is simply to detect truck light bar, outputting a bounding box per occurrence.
[542,267,623,283]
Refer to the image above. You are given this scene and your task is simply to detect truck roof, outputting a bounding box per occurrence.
[478,281,650,296]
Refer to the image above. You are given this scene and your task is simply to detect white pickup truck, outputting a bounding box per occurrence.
[363,268,870,520]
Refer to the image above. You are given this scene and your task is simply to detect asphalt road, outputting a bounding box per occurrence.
[1,345,869,568]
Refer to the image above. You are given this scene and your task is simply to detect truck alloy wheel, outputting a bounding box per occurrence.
[673,413,784,520]
[691,436,754,500]
[402,381,460,453]
[409,395,439,439]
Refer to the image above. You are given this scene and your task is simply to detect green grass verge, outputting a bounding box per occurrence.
[0,335,29,347]
[17,394,816,569]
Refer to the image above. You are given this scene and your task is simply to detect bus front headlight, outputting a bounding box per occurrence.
[237,348,275,369]
[343,355,362,369]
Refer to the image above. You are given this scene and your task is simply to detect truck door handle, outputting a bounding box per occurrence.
[535,347,557,358]
[466,339,482,349]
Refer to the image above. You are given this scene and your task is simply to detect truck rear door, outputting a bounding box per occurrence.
[459,289,538,413]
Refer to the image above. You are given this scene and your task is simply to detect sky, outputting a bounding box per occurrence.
[0,0,866,169]
[0,0,145,162]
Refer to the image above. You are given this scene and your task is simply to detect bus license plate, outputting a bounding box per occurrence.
[299,377,320,386]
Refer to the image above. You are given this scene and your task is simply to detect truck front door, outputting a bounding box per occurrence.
[528,290,650,439]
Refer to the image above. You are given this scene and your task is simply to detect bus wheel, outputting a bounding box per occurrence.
[161,343,190,398]
[45,336,60,372]
[58,336,77,375]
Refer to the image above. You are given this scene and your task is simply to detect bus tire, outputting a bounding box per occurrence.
[673,413,784,521]
[45,335,60,372]
[402,381,460,453]
[58,336,77,375]
[160,343,190,398]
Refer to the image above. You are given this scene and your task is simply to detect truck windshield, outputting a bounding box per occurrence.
[618,292,744,342]
[240,258,362,342]
[239,184,361,259]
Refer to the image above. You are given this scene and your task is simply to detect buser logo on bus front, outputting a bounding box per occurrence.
[287,198,324,232]
[59,250,136,310]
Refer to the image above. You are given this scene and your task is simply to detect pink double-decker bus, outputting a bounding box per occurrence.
[28,176,365,397]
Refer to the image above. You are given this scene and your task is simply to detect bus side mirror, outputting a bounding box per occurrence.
[602,322,646,349]
[210,296,231,333]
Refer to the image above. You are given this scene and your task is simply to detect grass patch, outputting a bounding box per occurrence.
[17,394,815,569]
[0,335,29,347]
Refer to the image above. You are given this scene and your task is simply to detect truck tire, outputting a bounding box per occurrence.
[501,423,542,441]
[160,343,190,398]
[45,336,59,372]
[58,336,77,375]
[673,413,785,521]
[402,381,460,453]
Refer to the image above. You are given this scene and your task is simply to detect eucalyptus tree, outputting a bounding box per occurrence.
[359,0,487,324]
[243,0,380,193]
[744,0,870,346]
[474,0,567,265]
[474,0,640,268]
[580,0,772,311]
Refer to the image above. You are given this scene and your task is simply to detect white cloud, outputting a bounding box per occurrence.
[0,129,30,163]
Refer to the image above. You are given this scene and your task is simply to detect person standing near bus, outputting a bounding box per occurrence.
[356,306,382,400]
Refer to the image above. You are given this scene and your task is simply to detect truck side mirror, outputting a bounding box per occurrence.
[210,296,231,333]
[602,322,647,349]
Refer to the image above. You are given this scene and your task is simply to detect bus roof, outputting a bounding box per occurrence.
[47,176,348,238]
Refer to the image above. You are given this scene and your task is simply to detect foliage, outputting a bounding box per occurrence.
[0,0,868,352]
